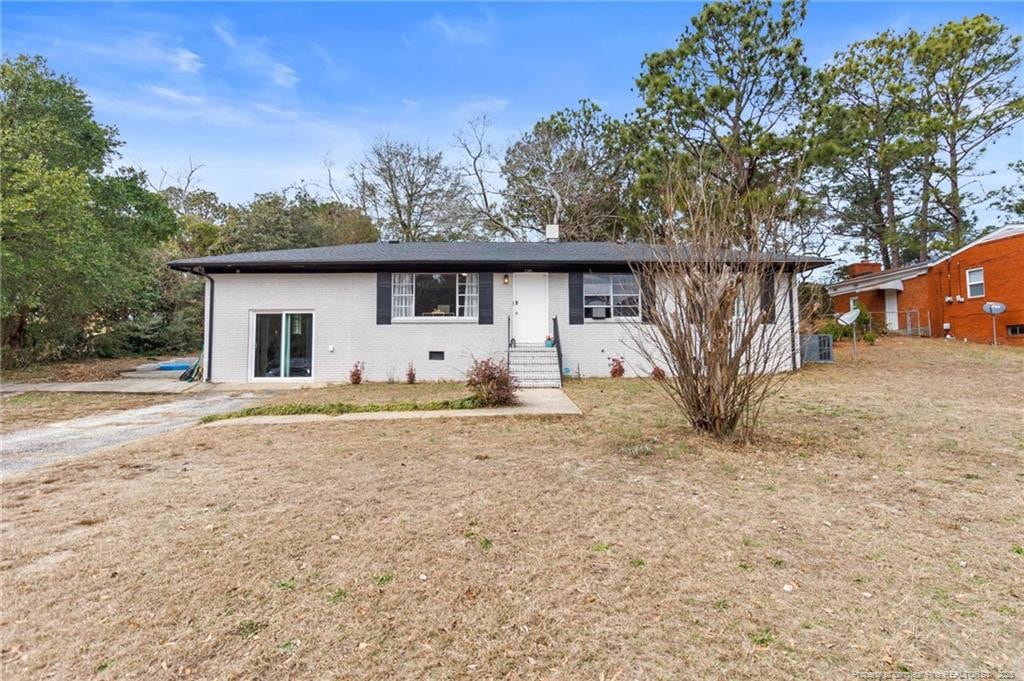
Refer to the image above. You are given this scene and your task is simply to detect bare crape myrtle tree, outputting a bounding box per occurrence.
[625,163,810,438]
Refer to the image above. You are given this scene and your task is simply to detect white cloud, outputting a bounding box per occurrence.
[425,12,496,46]
[213,23,298,88]
[57,33,204,74]
[145,85,204,105]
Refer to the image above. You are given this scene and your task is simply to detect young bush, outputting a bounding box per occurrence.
[349,361,365,385]
[650,366,666,381]
[465,357,518,407]
[406,362,416,384]
[609,356,625,378]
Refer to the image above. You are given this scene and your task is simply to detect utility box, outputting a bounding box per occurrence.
[800,334,834,364]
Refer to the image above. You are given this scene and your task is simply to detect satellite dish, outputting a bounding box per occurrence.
[837,308,861,326]
[982,301,1006,346]
[983,301,1006,315]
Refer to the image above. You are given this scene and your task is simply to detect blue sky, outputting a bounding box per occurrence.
[3,1,1022,218]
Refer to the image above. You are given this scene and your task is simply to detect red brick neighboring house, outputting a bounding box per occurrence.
[826,225,1024,346]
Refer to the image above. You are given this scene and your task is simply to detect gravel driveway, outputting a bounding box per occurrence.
[1,393,255,477]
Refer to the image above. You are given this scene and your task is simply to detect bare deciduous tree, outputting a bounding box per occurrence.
[454,116,518,240]
[348,137,477,241]
[501,101,631,241]
[626,161,814,437]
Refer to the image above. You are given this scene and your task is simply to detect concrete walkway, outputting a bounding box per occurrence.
[1,394,256,477]
[202,388,582,428]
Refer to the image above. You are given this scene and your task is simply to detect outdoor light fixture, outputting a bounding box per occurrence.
[503,274,510,285]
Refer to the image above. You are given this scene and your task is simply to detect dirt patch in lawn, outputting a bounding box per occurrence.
[1,338,1021,679]
[1,392,178,434]
[1,355,179,384]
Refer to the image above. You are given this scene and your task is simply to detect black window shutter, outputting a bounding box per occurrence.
[568,272,584,325]
[640,273,656,323]
[376,272,391,325]
[478,273,493,325]
[760,271,776,323]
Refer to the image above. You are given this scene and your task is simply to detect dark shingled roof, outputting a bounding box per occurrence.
[168,241,831,274]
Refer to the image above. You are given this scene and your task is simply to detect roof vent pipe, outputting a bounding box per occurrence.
[545,223,559,242]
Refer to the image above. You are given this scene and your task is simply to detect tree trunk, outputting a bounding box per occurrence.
[3,311,29,351]
[918,158,933,261]
[948,145,963,249]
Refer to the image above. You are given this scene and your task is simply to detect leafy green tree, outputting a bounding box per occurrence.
[634,0,812,209]
[811,30,924,267]
[1,55,175,361]
[219,188,377,253]
[994,160,1024,221]
[912,15,1024,250]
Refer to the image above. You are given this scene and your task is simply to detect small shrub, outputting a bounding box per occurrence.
[349,361,365,385]
[466,357,518,407]
[650,366,666,381]
[863,331,878,345]
[406,362,416,384]
[385,367,396,384]
[609,356,625,378]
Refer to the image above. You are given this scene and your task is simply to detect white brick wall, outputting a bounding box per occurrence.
[205,270,801,383]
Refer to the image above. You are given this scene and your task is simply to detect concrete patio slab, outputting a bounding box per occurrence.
[201,388,582,428]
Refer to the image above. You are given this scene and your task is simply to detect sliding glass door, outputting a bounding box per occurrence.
[253,312,313,378]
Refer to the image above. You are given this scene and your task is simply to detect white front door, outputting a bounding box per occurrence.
[885,290,899,331]
[513,273,549,343]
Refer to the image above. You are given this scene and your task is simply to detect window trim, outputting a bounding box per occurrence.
[849,296,859,312]
[582,272,642,322]
[391,272,480,321]
[965,267,985,299]
[248,310,316,382]
[1007,324,1024,337]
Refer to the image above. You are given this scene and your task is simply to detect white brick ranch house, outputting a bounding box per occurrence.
[168,240,829,386]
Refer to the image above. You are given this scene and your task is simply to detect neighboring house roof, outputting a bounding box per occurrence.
[825,262,931,296]
[168,241,832,274]
[825,223,1024,296]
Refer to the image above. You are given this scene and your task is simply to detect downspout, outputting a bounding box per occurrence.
[787,270,798,371]
[194,267,214,382]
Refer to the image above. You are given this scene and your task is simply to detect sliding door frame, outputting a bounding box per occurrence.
[248,309,316,382]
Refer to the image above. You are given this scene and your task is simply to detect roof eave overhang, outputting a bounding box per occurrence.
[168,258,831,275]
[826,265,929,295]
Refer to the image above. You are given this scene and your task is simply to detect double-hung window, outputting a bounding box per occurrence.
[583,273,640,320]
[966,268,985,298]
[392,273,479,319]
[253,312,313,378]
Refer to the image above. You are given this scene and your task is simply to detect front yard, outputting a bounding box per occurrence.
[1,338,1021,678]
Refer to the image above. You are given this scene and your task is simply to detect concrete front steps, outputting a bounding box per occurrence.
[509,344,562,389]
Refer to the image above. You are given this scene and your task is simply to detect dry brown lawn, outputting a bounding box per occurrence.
[1,392,178,434]
[1,337,1022,679]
